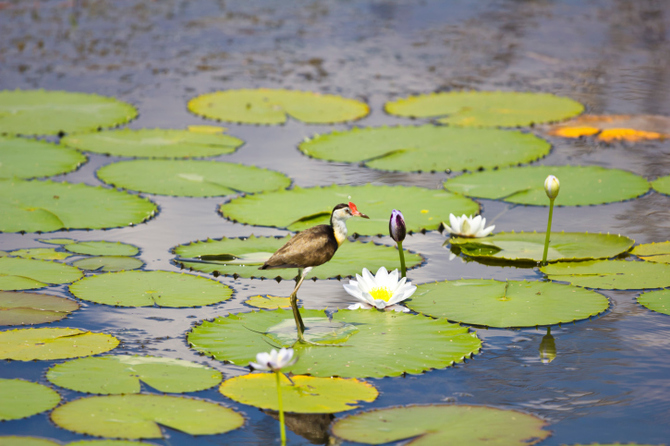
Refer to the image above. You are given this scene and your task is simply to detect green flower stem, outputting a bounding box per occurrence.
[397,241,407,278]
[541,198,555,266]
[276,371,287,445]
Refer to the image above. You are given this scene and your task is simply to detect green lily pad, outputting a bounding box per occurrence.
[0,136,86,179]
[97,159,291,197]
[631,241,670,264]
[0,90,137,136]
[331,404,550,445]
[72,256,144,272]
[385,90,583,127]
[0,327,119,360]
[406,279,609,328]
[173,235,423,280]
[0,437,59,446]
[541,260,670,289]
[64,241,139,257]
[651,175,670,195]
[0,179,157,233]
[51,394,244,439]
[220,373,377,413]
[61,128,243,158]
[245,295,291,309]
[220,184,479,234]
[299,125,550,172]
[637,289,670,315]
[69,270,233,307]
[445,165,650,206]
[47,355,222,394]
[0,291,80,326]
[0,379,61,420]
[0,257,83,291]
[188,88,369,125]
[449,231,634,264]
[7,247,72,261]
[187,309,481,378]
[37,238,77,245]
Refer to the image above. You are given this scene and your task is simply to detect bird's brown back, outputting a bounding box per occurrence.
[260,225,339,270]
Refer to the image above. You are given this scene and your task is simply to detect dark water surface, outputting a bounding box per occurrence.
[1,0,670,444]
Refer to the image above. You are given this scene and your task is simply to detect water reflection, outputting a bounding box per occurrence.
[262,410,334,445]
[539,327,556,364]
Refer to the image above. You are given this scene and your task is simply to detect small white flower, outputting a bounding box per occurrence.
[442,213,495,238]
[249,348,297,372]
[343,267,416,312]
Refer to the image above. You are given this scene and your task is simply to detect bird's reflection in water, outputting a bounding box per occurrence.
[262,410,336,445]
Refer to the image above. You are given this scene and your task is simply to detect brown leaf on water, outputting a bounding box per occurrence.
[546,114,670,142]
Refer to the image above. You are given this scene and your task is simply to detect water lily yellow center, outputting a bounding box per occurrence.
[369,286,393,302]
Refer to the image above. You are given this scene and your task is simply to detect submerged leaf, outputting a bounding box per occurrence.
[72,256,144,272]
[7,248,71,261]
[541,260,670,290]
[0,327,119,360]
[0,378,61,421]
[64,241,139,257]
[0,291,80,326]
[0,136,86,179]
[631,241,670,264]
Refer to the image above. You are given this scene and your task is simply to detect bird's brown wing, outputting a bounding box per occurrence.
[260,225,338,269]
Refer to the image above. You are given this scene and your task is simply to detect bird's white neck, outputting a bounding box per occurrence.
[332,217,348,246]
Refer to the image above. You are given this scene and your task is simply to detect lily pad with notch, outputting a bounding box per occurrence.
[541,260,670,290]
[0,291,80,326]
[631,241,670,264]
[299,125,550,172]
[0,136,87,179]
[637,289,670,316]
[406,279,609,328]
[0,327,119,361]
[0,378,61,421]
[0,257,83,291]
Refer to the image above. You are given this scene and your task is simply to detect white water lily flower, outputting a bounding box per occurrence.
[250,348,297,372]
[343,266,416,312]
[442,213,495,238]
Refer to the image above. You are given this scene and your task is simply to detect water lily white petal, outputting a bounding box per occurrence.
[343,266,416,312]
[249,347,297,372]
[443,213,495,238]
[348,302,373,310]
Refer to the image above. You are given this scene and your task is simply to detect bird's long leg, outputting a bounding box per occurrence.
[290,267,310,342]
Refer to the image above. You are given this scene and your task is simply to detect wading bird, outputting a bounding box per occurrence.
[260,202,369,344]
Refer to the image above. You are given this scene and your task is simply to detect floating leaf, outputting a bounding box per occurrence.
[546,114,670,141]
[188,88,369,125]
[450,231,634,264]
[47,355,222,394]
[0,379,61,421]
[0,136,86,179]
[69,270,233,308]
[598,128,664,142]
[331,404,550,445]
[0,437,59,446]
[220,184,479,234]
[0,327,119,360]
[62,128,243,158]
[72,256,144,272]
[637,289,670,316]
[37,238,77,245]
[221,373,377,413]
[64,241,139,257]
[97,159,291,197]
[406,279,608,328]
[0,179,157,233]
[173,235,423,280]
[385,91,583,127]
[0,257,83,291]
[0,291,80,326]
[51,394,244,439]
[541,260,670,290]
[187,309,481,378]
[7,247,71,261]
[245,295,291,309]
[0,90,137,136]
[631,241,670,264]
[299,125,550,172]
[651,175,670,196]
[444,165,649,206]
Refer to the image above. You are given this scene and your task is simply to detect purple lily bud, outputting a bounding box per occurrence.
[389,209,406,243]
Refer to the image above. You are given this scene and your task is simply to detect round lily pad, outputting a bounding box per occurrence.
[220,184,479,234]
[72,256,144,272]
[0,136,86,179]
[61,128,243,158]
[299,125,550,172]
[0,378,61,421]
[188,88,369,125]
[444,165,650,206]
[0,257,83,291]
[7,248,72,261]
[0,90,137,136]
[637,289,670,315]
[50,394,244,439]
[245,295,291,309]
[47,355,222,394]
[64,241,139,257]
[0,179,157,233]
[385,90,583,127]
[449,231,634,264]
[631,241,670,264]
[188,309,481,378]
[221,373,377,413]
[652,175,670,196]
[541,260,670,290]
[0,291,80,326]
[69,270,233,308]
[0,327,119,360]
[406,279,609,328]
[331,404,550,445]
[97,159,291,197]
[173,235,423,280]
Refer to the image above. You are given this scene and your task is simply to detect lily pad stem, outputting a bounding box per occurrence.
[276,371,287,445]
[397,241,407,278]
[541,198,555,265]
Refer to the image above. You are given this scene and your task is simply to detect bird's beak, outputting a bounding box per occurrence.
[355,211,370,219]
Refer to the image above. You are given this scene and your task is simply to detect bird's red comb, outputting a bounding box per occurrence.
[348,202,359,213]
